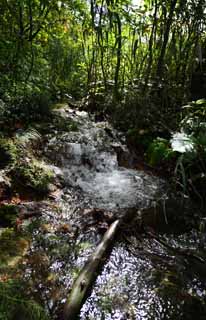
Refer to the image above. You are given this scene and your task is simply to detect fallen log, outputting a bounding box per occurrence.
[63,219,120,320]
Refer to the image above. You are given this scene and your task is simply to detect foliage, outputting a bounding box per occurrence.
[172,99,206,196]
[1,93,52,127]
[0,0,205,106]
[0,0,88,100]
[146,99,206,198]
[181,99,206,136]
[0,280,48,320]
[0,205,18,227]
[0,139,18,170]
[147,138,175,166]
[52,115,79,133]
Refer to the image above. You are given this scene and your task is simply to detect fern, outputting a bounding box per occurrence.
[15,128,41,148]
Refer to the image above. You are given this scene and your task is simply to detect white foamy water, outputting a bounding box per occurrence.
[47,110,164,210]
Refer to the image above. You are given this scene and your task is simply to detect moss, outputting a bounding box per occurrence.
[53,116,78,132]
[32,117,78,134]
[51,103,67,110]
[0,228,30,270]
[0,128,55,197]
[11,159,54,194]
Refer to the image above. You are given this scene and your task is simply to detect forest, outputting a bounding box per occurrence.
[0,0,206,319]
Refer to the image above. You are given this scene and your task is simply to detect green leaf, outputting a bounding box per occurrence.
[195,99,206,105]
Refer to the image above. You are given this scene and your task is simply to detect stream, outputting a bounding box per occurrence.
[3,106,206,319]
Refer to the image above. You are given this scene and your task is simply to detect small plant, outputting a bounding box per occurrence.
[146,99,206,198]
[147,137,175,166]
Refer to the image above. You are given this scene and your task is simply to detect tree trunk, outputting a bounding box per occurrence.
[144,0,158,89]
[156,0,177,79]
[114,11,122,99]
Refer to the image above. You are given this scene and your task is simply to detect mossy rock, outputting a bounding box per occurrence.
[11,159,54,194]
[0,173,11,200]
[54,117,78,132]
[32,117,78,134]
[51,103,68,110]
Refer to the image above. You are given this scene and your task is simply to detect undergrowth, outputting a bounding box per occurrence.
[0,128,54,196]
[146,99,206,200]
[0,280,48,320]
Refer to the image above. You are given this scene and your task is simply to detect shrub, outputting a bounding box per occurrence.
[146,99,206,198]
[0,139,17,169]
[0,93,53,132]
[7,93,52,122]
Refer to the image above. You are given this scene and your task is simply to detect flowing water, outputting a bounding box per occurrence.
[4,106,206,319]
[46,108,166,211]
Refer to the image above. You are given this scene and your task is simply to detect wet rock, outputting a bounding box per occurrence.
[0,172,11,200]
[41,223,54,233]
[81,208,116,232]
[111,143,134,168]
[83,208,114,222]
[47,183,58,193]
[48,188,63,200]
[17,201,52,220]
[28,252,50,271]
[56,223,73,234]
[0,228,30,269]
[137,196,201,234]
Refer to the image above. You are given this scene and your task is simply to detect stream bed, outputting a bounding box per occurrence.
[1,105,206,319]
